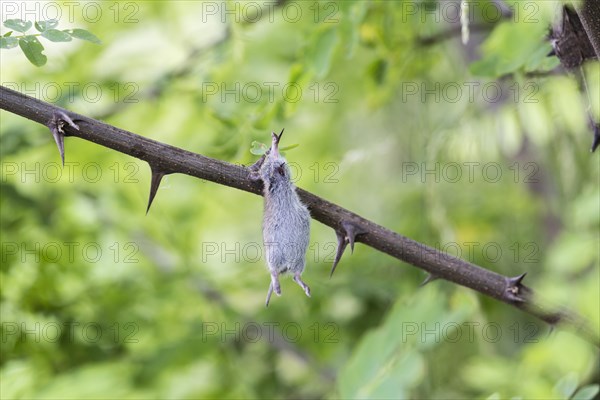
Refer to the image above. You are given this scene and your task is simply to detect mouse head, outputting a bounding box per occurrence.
[260,128,290,185]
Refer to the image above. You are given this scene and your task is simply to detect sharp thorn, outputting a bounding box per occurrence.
[51,128,65,167]
[507,272,527,286]
[330,230,349,278]
[341,221,366,254]
[505,273,527,302]
[420,273,439,287]
[330,222,366,277]
[146,167,166,215]
[47,111,79,166]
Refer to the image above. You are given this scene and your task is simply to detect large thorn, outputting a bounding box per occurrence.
[329,221,367,277]
[419,273,439,287]
[505,272,527,302]
[341,220,366,253]
[47,111,79,166]
[330,230,349,277]
[146,165,166,215]
[51,128,65,166]
[591,123,599,153]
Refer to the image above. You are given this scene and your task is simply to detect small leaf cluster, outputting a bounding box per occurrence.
[1,19,101,67]
[250,141,299,156]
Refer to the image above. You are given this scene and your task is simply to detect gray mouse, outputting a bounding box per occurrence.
[249,130,311,307]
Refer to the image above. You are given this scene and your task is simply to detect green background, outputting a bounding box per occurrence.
[1,1,599,399]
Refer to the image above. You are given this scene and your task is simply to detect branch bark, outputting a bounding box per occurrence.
[1,85,598,347]
[573,0,600,60]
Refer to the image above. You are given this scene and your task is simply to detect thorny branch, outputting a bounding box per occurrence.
[550,2,600,151]
[1,85,599,347]
[573,0,600,61]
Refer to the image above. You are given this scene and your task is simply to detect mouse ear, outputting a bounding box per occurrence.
[277,163,286,176]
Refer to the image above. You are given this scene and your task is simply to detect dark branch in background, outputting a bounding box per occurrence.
[422,0,599,152]
[92,29,231,121]
[416,22,496,47]
[193,278,336,383]
[93,0,288,121]
[2,86,598,347]
[417,1,513,47]
[549,5,597,68]
[573,0,600,152]
[573,0,600,60]
[550,2,600,152]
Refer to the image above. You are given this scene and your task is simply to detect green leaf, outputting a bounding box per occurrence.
[346,1,369,57]
[3,19,32,33]
[284,63,310,118]
[3,31,13,37]
[288,63,304,84]
[470,21,549,77]
[249,139,298,156]
[338,333,425,399]
[307,27,339,79]
[524,42,555,72]
[368,58,388,85]
[572,385,600,400]
[0,36,18,49]
[34,19,59,32]
[470,55,500,78]
[250,141,268,155]
[339,289,477,398]
[65,29,101,44]
[41,29,72,42]
[280,143,299,152]
[18,36,47,66]
[554,372,578,399]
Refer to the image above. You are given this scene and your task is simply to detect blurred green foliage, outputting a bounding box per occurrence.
[1,1,598,399]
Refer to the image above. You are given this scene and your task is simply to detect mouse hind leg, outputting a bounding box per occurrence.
[293,273,311,298]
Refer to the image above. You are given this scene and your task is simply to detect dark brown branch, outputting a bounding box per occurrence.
[550,4,598,68]
[1,85,598,347]
[416,23,496,47]
[573,0,600,60]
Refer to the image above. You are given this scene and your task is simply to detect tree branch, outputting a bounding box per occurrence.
[573,0,600,60]
[1,85,598,347]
